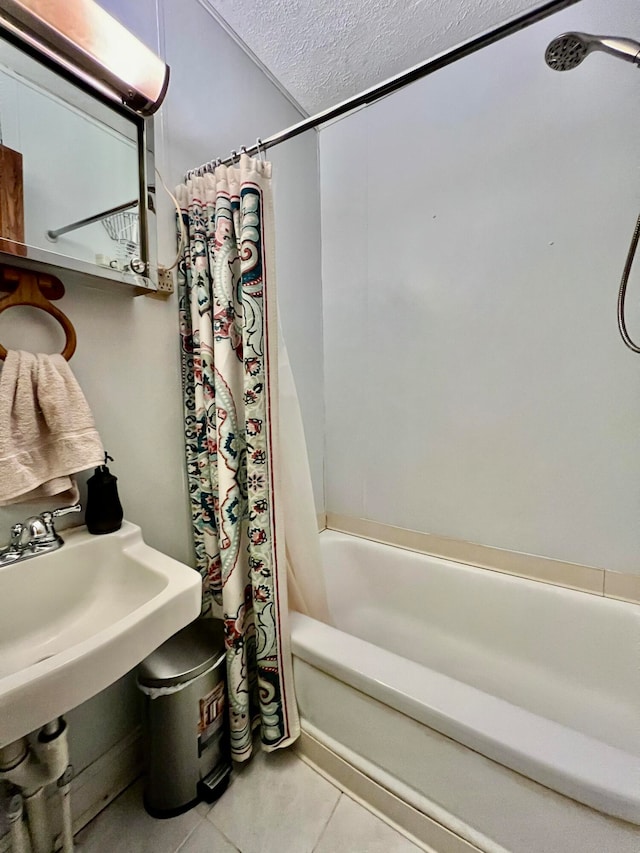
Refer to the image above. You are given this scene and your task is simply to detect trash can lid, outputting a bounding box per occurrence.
[138,618,226,688]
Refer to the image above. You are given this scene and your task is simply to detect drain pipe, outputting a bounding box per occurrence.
[56,766,74,853]
[0,718,73,853]
[6,793,31,853]
[23,789,48,853]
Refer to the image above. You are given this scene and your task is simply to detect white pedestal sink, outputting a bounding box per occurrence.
[0,521,202,748]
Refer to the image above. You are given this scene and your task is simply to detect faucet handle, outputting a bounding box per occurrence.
[51,502,82,520]
[40,503,82,538]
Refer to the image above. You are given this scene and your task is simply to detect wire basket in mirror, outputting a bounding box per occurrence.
[102,210,140,270]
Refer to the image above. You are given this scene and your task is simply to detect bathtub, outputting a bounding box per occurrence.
[290,530,640,853]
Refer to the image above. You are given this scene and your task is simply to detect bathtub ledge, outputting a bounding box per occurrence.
[290,612,640,826]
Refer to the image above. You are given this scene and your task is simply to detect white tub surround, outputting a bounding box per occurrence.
[291,531,640,852]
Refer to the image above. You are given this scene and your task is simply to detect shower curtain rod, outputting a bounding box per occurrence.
[186,0,582,178]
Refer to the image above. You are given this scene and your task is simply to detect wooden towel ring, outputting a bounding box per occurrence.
[0,265,76,361]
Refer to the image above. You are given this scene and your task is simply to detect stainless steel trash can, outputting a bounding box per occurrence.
[138,618,231,818]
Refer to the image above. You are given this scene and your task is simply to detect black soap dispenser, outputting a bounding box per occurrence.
[86,453,124,535]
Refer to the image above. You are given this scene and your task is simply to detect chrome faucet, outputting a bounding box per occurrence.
[0,503,82,566]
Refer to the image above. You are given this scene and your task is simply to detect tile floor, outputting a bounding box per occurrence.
[75,748,423,853]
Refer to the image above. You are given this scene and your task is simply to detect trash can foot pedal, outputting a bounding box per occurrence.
[198,764,231,803]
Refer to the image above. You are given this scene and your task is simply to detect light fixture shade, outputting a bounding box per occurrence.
[0,0,169,115]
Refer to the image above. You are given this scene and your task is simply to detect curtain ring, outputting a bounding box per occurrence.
[240,146,248,158]
[216,158,222,168]
[256,138,266,162]
[230,149,239,165]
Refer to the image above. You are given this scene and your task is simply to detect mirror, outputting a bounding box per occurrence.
[0,29,157,291]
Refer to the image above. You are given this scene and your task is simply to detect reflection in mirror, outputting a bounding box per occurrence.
[0,34,141,273]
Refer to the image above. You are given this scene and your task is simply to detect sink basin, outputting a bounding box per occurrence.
[0,521,201,748]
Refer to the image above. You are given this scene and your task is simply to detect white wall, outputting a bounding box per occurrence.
[0,0,324,774]
[321,0,640,575]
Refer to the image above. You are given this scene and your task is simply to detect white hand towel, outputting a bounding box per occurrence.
[0,350,104,505]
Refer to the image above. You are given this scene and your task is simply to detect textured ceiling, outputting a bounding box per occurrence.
[205,0,546,114]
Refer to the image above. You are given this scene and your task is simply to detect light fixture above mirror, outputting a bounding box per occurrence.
[0,0,169,116]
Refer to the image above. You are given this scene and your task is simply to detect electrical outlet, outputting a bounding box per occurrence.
[145,265,173,301]
[157,266,174,293]
[145,265,174,299]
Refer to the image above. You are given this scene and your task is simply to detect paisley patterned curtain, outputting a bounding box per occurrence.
[176,155,301,760]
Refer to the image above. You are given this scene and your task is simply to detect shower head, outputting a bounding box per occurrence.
[545,32,640,72]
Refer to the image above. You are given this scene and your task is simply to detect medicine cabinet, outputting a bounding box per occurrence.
[0,19,159,295]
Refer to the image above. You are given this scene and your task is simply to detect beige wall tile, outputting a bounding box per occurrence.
[325,513,606,596]
[604,571,640,605]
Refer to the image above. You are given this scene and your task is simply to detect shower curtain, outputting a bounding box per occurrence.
[176,154,329,761]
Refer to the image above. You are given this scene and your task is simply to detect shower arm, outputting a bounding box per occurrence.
[596,36,640,64]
